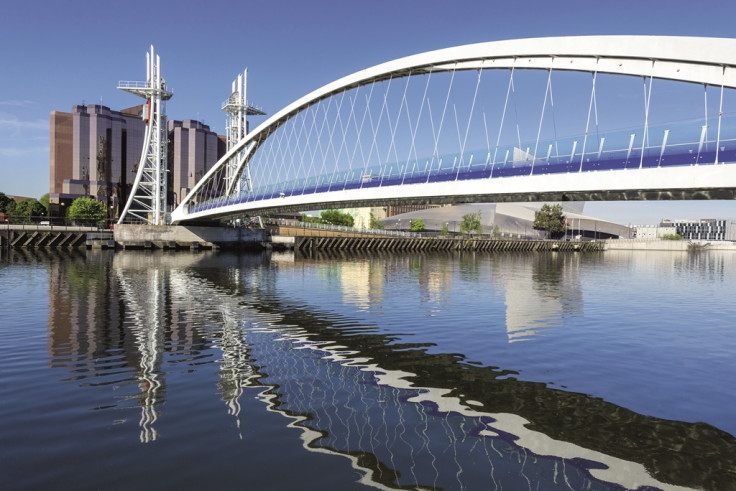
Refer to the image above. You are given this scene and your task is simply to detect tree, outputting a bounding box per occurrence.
[460,211,483,236]
[319,209,354,227]
[39,193,50,212]
[533,203,567,239]
[439,222,449,236]
[68,197,106,225]
[0,192,12,213]
[369,212,385,230]
[492,224,501,238]
[662,233,682,240]
[5,200,17,217]
[410,218,425,232]
[14,199,46,223]
[300,213,320,224]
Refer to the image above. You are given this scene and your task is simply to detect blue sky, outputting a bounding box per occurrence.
[2,0,736,224]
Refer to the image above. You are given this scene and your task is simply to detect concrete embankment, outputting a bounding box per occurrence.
[113,224,268,249]
[605,239,736,251]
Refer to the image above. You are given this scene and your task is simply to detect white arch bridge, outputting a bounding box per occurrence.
[171,36,736,224]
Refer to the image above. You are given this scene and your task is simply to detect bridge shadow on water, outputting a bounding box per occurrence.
[191,250,736,490]
[24,248,736,490]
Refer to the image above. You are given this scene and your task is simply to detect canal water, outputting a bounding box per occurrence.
[1,248,735,490]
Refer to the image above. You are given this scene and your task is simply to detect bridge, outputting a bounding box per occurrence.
[170,36,736,224]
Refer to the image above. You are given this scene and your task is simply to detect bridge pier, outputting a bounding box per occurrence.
[113,224,268,250]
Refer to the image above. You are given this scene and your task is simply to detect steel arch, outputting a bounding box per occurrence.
[172,36,736,223]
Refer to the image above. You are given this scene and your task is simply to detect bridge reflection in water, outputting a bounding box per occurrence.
[38,248,735,490]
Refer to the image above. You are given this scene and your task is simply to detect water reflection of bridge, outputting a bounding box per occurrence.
[42,249,736,489]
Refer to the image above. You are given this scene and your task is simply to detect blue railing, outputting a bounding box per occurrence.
[189,117,736,214]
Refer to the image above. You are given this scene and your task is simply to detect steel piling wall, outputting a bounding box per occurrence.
[294,236,603,252]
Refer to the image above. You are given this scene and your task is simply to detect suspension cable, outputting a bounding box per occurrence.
[639,67,654,170]
[532,67,552,174]
[715,67,725,164]
[493,65,515,168]
[549,67,559,161]
[406,70,433,167]
[460,62,484,169]
[580,71,597,172]
[433,64,457,162]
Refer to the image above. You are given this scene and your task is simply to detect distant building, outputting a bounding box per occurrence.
[634,225,678,239]
[49,104,146,220]
[49,104,226,221]
[381,202,630,239]
[387,204,443,217]
[660,219,736,241]
[338,207,387,229]
[167,119,226,206]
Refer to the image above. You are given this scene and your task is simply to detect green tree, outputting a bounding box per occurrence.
[662,233,682,240]
[5,200,17,217]
[14,199,46,223]
[320,209,354,227]
[410,218,425,232]
[492,224,501,237]
[300,213,320,224]
[0,192,12,213]
[460,211,483,236]
[68,197,106,225]
[533,203,567,239]
[369,212,385,229]
[39,193,50,212]
[440,222,449,236]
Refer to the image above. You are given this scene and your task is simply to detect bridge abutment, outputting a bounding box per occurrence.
[113,224,268,250]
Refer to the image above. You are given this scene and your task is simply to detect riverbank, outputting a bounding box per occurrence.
[4,223,735,252]
[606,239,736,251]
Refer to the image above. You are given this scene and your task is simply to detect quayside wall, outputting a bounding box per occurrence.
[1,225,95,249]
[4,223,736,252]
[606,239,736,251]
[294,236,604,252]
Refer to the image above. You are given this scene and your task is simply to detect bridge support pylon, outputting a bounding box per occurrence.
[221,69,265,197]
[117,45,173,225]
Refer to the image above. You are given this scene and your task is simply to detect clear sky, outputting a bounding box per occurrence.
[2,0,736,225]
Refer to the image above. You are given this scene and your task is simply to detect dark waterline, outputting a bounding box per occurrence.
[1,248,735,490]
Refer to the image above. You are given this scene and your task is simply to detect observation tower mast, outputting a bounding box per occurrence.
[117,45,173,225]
